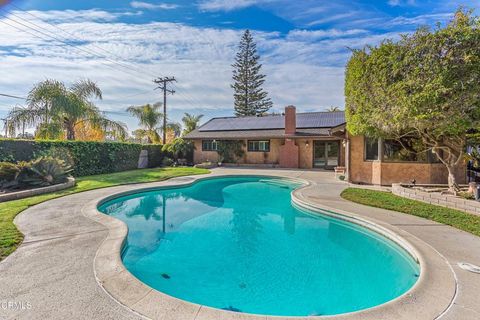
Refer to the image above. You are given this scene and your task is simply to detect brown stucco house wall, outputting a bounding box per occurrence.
[348,135,466,185]
[192,139,282,166]
[192,137,345,169]
[185,106,465,186]
[186,106,346,170]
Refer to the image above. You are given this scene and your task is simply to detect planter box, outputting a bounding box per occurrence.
[0,177,76,203]
[392,183,480,216]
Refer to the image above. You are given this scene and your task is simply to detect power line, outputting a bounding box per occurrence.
[114,90,155,100]
[0,7,207,109]
[0,14,202,106]
[7,3,161,79]
[0,93,26,100]
[0,21,147,88]
[0,12,153,86]
[5,5,208,107]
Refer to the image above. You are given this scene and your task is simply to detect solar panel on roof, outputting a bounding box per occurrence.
[198,111,345,131]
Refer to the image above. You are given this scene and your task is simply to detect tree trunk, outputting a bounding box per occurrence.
[446,164,461,194]
[66,122,76,140]
[430,141,464,195]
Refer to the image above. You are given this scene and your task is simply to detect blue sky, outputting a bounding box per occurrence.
[0,0,478,133]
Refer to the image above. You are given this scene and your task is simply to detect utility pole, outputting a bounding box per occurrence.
[153,77,176,144]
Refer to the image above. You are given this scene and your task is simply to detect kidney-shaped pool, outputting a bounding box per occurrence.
[98,176,419,317]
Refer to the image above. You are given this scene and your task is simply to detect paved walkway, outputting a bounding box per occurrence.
[0,168,479,319]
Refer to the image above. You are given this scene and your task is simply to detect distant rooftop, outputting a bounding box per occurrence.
[197,111,345,132]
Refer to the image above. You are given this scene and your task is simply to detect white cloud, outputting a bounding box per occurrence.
[130,1,179,10]
[198,0,266,12]
[14,9,142,23]
[307,12,359,26]
[388,0,416,7]
[0,8,416,132]
[388,13,453,27]
[287,28,369,41]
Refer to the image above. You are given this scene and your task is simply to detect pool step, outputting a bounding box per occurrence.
[259,179,291,188]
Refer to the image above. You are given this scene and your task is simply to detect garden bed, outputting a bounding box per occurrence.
[341,187,480,237]
[392,183,480,216]
[0,177,75,203]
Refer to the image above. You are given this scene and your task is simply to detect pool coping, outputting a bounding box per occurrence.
[81,173,457,320]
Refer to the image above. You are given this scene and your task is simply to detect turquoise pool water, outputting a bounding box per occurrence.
[98,176,419,316]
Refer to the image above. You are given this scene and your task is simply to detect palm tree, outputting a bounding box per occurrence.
[181,113,203,135]
[127,102,164,143]
[131,129,149,143]
[27,79,65,125]
[6,106,33,138]
[166,122,182,138]
[9,79,66,139]
[8,79,127,140]
[127,103,182,144]
[54,80,127,140]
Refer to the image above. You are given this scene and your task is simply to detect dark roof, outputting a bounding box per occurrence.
[184,111,346,140]
[184,128,334,139]
[197,111,345,132]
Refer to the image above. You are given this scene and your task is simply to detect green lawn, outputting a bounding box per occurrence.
[341,188,480,237]
[0,167,209,261]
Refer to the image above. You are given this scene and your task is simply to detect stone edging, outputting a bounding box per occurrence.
[82,174,457,320]
[392,183,480,216]
[0,177,75,203]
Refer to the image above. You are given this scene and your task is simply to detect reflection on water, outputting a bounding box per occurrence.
[98,177,418,317]
[101,178,303,260]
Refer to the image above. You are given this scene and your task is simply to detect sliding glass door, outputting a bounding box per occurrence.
[313,141,339,169]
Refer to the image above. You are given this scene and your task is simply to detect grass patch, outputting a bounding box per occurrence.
[0,167,209,260]
[341,188,480,237]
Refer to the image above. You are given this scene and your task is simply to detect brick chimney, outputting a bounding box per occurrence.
[284,105,296,135]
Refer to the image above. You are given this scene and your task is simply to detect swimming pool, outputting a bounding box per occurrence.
[98,176,419,317]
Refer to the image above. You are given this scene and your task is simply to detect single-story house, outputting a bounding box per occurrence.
[184,106,466,186]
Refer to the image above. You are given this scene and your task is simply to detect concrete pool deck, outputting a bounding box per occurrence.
[0,168,479,319]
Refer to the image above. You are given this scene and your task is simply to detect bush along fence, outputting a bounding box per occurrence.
[0,139,168,177]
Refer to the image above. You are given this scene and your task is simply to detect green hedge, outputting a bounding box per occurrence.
[0,139,166,177]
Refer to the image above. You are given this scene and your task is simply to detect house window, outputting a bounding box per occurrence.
[364,137,379,160]
[248,140,270,152]
[383,138,438,162]
[202,140,218,151]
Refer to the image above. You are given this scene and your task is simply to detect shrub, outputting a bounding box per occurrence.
[0,139,166,176]
[0,157,72,189]
[0,162,19,182]
[23,157,73,187]
[217,140,244,163]
[145,144,165,168]
[458,191,475,200]
[161,157,174,167]
[162,138,194,162]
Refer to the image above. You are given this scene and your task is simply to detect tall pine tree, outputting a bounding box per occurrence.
[231,30,273,116]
